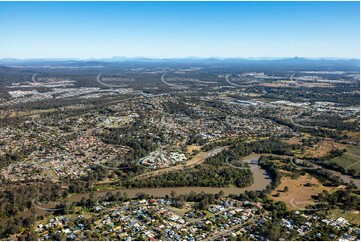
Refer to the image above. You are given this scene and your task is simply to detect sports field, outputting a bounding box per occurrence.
[329,145,360,174]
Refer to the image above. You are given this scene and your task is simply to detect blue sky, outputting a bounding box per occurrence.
[0,1,359,59]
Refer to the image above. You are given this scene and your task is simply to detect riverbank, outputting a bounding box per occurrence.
[33,153,271,212]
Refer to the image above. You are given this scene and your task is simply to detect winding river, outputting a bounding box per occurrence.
[313,163,360,188]
[31,152,360,215]
[33,152,361,213]
[67,154,271,202]
[31,153,271,214]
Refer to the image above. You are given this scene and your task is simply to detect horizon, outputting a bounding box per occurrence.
[0,1,359,59]
[0,56,359,61]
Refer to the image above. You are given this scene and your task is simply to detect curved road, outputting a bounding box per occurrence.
[96,74,127,88]
[290,115,319,129]
[161,73,187,88]
[224,75,247,88]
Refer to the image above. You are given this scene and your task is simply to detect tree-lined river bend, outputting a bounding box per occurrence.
[34,152,359,213]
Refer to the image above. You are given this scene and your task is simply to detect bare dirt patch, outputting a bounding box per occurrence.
[186,145,202,154]
[282,137,303,145]
[270,175,332,210]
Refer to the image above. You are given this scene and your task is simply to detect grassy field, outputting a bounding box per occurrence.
[301,138,347,158]
[1,104,87,119]
[328,208,360,225]
[342,131,360,139]
[94,183,118,191]
[203,210,215,218]
[166,206,191,216]
[329,145,360,174]
[246,136,269,142]
[0,108,57,119]
[270,175,332,210]
[282,137,302,145]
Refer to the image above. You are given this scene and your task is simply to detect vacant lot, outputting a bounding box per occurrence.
[4,108,56,118]
[166,205,191,216]
[282,137,302,145]
[186,145,202,154]
[270,175,332,210]
[329,145,360,174]
[302,138,347,158]
[342,130,359,139]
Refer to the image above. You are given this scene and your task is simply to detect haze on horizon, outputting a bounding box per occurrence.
[0,1,359,59]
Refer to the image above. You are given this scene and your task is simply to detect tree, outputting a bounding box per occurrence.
[105,191,113,201]
[218,190,225,198]
[54,232,66,241]
[199,198,209,210]
[88,192,97,207]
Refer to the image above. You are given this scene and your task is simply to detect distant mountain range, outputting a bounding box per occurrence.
[0,56,359,62]
[0,57,359,71]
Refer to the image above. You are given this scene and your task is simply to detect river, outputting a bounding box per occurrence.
[313,163,360,188]
[34,152,360,213]
[30,153,270,213]
[66,153,271,203]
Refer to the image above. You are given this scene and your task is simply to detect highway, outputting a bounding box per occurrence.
[161,73,187,88]
[224,75,247,88]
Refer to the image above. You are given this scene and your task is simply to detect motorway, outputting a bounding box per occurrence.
[224,75,248,88]
[161,73,187,88]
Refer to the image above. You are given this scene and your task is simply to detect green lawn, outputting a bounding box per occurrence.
[329,145,360,174]
[166,206,191,216]
[94,183,118,191]
[202,210,215,218]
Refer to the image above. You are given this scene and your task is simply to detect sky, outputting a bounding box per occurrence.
[0,1,359,59]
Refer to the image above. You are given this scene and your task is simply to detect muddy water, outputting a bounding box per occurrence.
[35,152,360,212]
[66,153,271,202]
[313,163,360,188]
[30,153,271,214]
